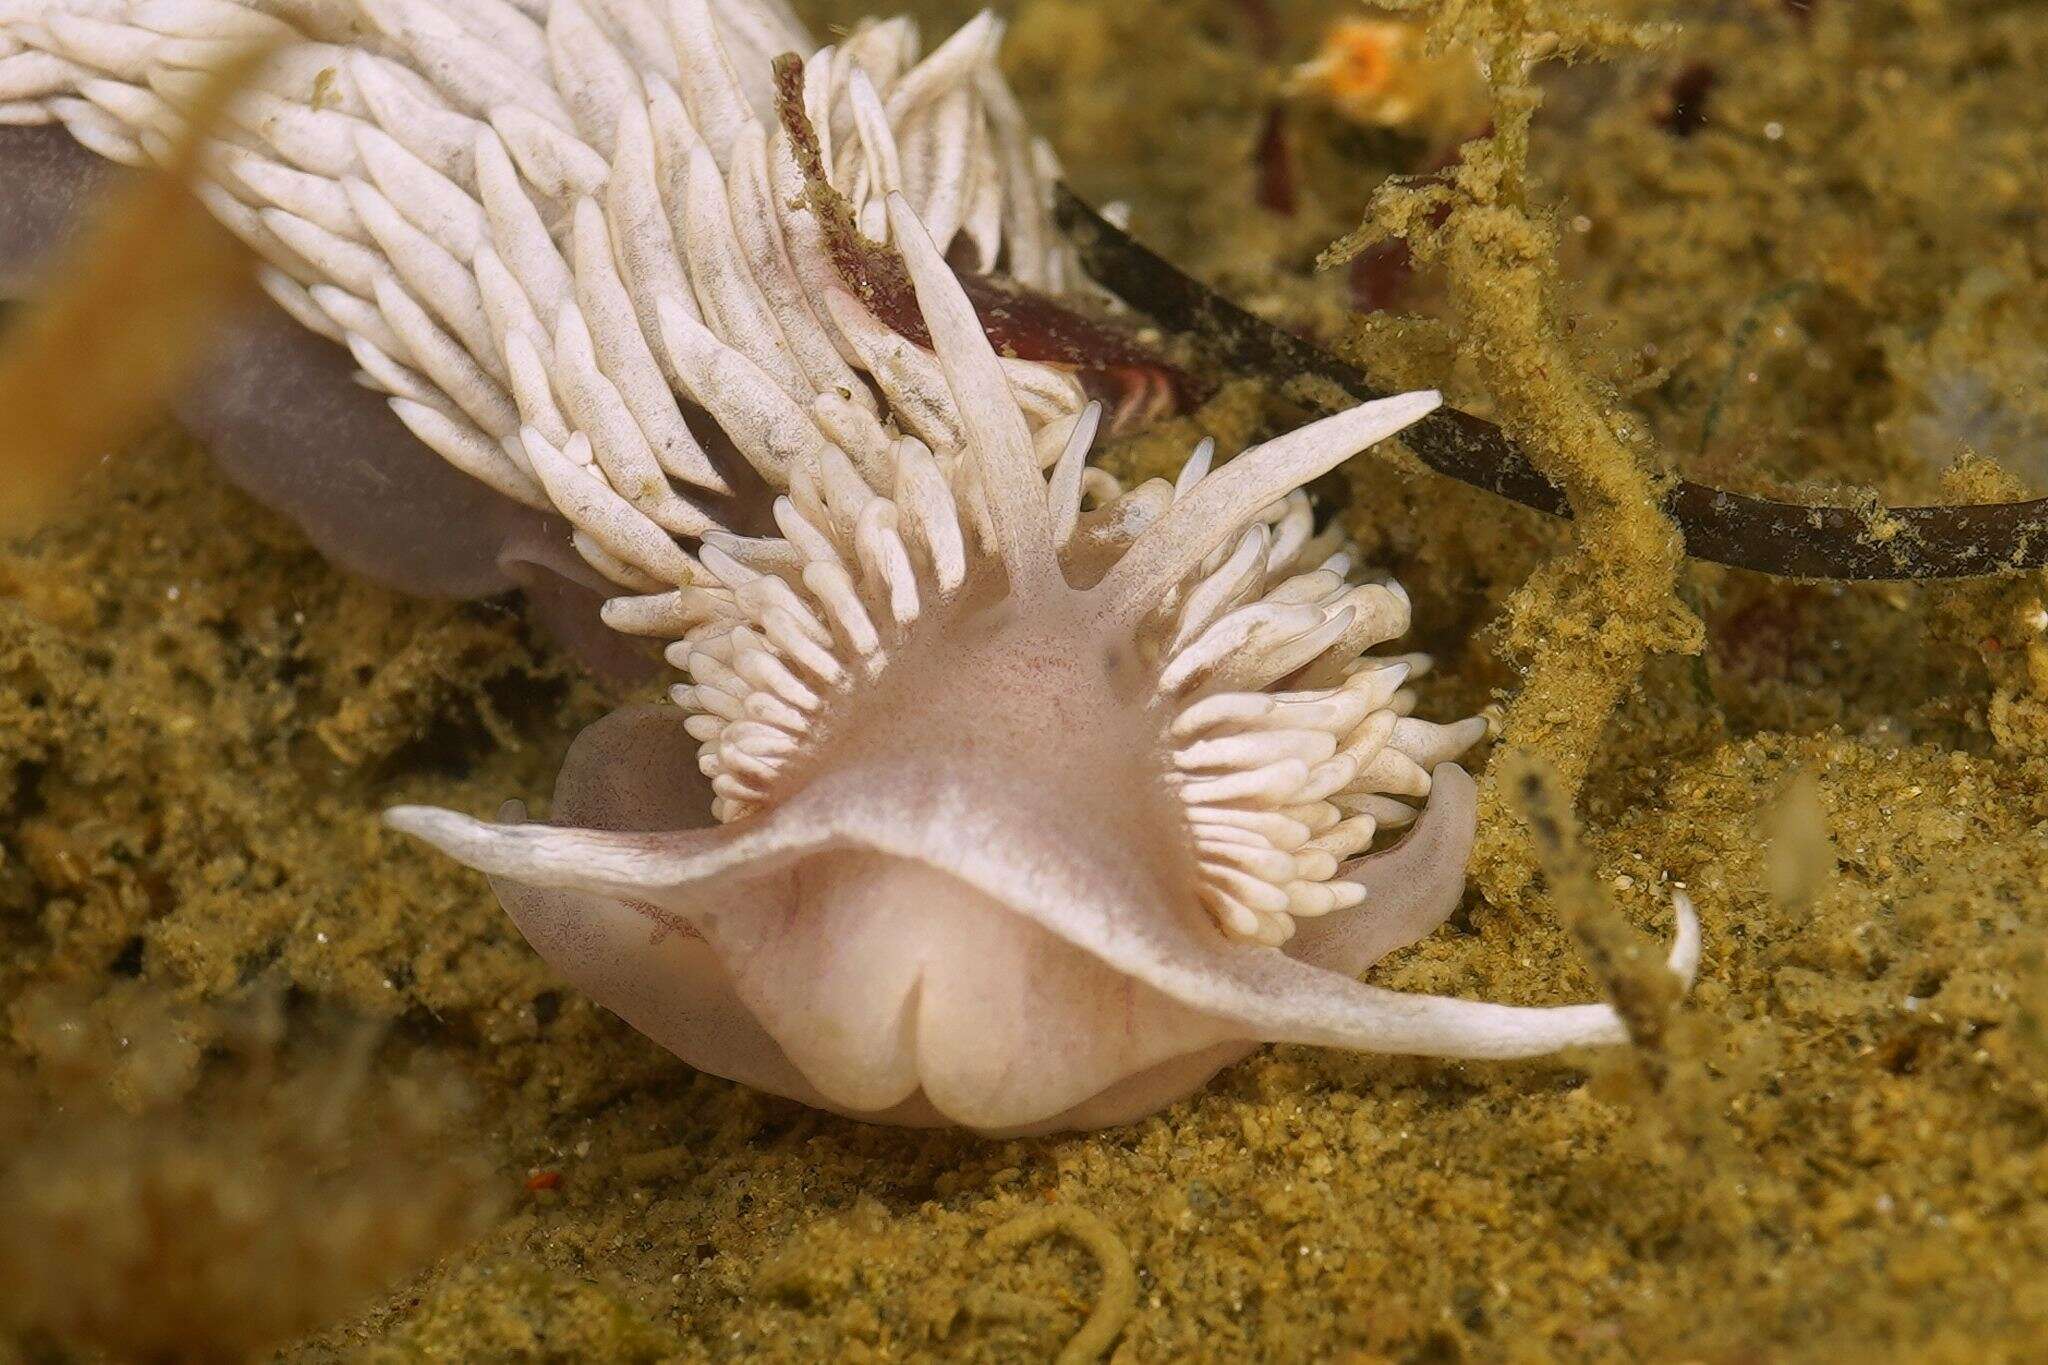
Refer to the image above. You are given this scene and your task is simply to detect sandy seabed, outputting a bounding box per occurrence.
[5,1,2047,1360]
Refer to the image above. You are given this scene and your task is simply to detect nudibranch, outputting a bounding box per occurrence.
[0,0,1697,1132]
[390,193,1698,1135]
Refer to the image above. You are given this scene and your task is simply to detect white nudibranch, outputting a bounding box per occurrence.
[2,0,1698,1133]
[387,192,1698,1135]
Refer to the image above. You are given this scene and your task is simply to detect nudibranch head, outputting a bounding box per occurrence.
[390,194,1697,1135]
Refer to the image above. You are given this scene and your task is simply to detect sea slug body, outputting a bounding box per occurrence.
[1,0,1697,1132]
[390,191,1697,1135]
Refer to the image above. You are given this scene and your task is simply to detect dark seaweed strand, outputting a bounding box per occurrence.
[1055,188,2048,582]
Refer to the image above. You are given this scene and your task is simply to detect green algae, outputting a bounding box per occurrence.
[6,0,2048,1360]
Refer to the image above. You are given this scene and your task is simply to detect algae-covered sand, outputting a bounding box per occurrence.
[5,1,2048,1360]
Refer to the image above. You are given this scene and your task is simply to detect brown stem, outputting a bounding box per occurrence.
[1055,187,2048,582]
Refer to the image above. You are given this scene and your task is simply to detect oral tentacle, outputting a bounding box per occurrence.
[393,755,1701,1075]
